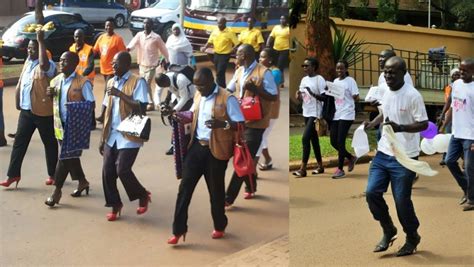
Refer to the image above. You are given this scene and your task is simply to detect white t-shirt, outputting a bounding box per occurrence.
[299,75,326,118]
[378,72,413,86]
[378,83,428,157]
[333,76,359,121]
[450,79,474,140]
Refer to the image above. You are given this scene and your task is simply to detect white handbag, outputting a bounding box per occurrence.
[116,113,151,142]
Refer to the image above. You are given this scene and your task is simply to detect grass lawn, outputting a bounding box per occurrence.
[289,129,378,161]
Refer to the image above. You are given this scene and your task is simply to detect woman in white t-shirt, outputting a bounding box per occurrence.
[292,57,326,177]
[330,60,360,178]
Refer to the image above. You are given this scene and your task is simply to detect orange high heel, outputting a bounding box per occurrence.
[0,177,21,189]
[106,204,123,221]
[137,191,151,215]
[167,233,186,245]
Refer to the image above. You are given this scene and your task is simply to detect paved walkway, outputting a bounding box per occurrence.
[210,235,289,266]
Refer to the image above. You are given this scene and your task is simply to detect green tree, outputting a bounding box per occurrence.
[376,0,399,23]
[331,0,351,18]
[431,0,474,31]
[290,0,336,80]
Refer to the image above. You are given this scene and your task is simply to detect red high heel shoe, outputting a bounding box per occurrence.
[106,204,123,221]
[167,233,186,245]
[45,176,55,186]
[212,230,225,239]
[137,191,151,215]
[0,177,21,188]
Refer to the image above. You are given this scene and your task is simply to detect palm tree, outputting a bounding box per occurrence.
[290,0,336,80]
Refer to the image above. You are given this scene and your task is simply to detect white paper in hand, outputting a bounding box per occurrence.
[326,82,345,99]
[351,124,370,157]
[365,86,384,102]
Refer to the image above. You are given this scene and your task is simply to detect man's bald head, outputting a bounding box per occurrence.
[112,51,132,77]
[59,51,79,75]
[379,49,397,69]
[236,44,255,67]
[460,57,474,83]
[74,29,85,46]
[384,56,407,91]
[194,67,215,96]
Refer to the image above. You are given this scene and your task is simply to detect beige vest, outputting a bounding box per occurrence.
[189,88,234,161]
[234,63,272,129]
[16,60,54,116]
[102,74,143,144]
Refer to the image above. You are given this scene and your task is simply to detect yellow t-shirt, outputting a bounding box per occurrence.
[270,25,290,51]
[208,28,238,54]
[238,28,264,52]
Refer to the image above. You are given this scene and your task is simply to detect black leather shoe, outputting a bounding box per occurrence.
[462,202,474,211]
[165,146,174,155]
[396,233,421,257]
[459,194,467,205]
[373,226,397,252]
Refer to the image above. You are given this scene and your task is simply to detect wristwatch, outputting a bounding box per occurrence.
[224,120,231,130]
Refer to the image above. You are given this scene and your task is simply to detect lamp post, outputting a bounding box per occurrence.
[428,0,431,28]
[180,0,185,26]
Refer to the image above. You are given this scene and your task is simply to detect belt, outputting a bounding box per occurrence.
[197,139,209,147]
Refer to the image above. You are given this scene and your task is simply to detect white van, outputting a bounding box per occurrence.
[49,0,129,28]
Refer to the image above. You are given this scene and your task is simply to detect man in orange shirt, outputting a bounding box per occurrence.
[70,28,96,129]
[93,17,126,123]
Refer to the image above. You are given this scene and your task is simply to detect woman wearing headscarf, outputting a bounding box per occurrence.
[166,23,193,66]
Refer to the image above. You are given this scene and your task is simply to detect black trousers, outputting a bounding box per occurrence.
[102,143,147,207]
[330,120,355,169]
[226,127,265,204]
[213,53,231,88]
[275,49,289,79]
[54,155,86,189]
[302,117,322,165]
[7,110,58,178]
[172,141,229,235]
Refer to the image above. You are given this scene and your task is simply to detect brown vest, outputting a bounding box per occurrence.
[101,74,143,144]
[16,60,55,116]
[51,73,88,102]
[234,63,272,129]
[189,87,234,161]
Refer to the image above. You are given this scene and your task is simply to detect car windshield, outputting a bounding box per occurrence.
[186,0,252,14]
[151,0,180,10]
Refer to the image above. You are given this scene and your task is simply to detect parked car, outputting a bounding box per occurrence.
[49,0,129,28]
[129,0,180,41]
[1,11,102,61]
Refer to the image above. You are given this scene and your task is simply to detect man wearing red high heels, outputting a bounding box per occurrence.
[99,51,151,221]
[1,30,58,189]
[168,67,244,244]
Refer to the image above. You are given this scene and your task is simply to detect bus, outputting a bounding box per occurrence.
[183,0,288,51]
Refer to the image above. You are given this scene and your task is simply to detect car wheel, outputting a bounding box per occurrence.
[162,23,173,42]
[115,14,125,28]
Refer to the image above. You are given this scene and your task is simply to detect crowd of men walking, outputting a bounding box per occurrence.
[0,15,288,245]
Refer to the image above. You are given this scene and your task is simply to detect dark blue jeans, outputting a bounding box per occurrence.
[0,88,4,131]
[366,152,419,234]
[445,137,474,202]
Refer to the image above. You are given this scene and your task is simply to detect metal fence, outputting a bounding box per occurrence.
[348,47,461,90]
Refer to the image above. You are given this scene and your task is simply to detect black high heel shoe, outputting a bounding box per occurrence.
[45,190,62,207]
[396,233,421,257]
[71,181,90,197]
[373,226,397,252]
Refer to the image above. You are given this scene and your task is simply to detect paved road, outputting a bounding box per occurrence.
[290,155,474,266]
[0,63,289,265]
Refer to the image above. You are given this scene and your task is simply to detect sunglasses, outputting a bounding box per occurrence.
[301,64,309,67]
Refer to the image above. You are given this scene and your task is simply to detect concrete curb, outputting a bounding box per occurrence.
[289,152,376,172]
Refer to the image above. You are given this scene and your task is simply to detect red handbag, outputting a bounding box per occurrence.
[233,124,255,192]
[240,96,262,121]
